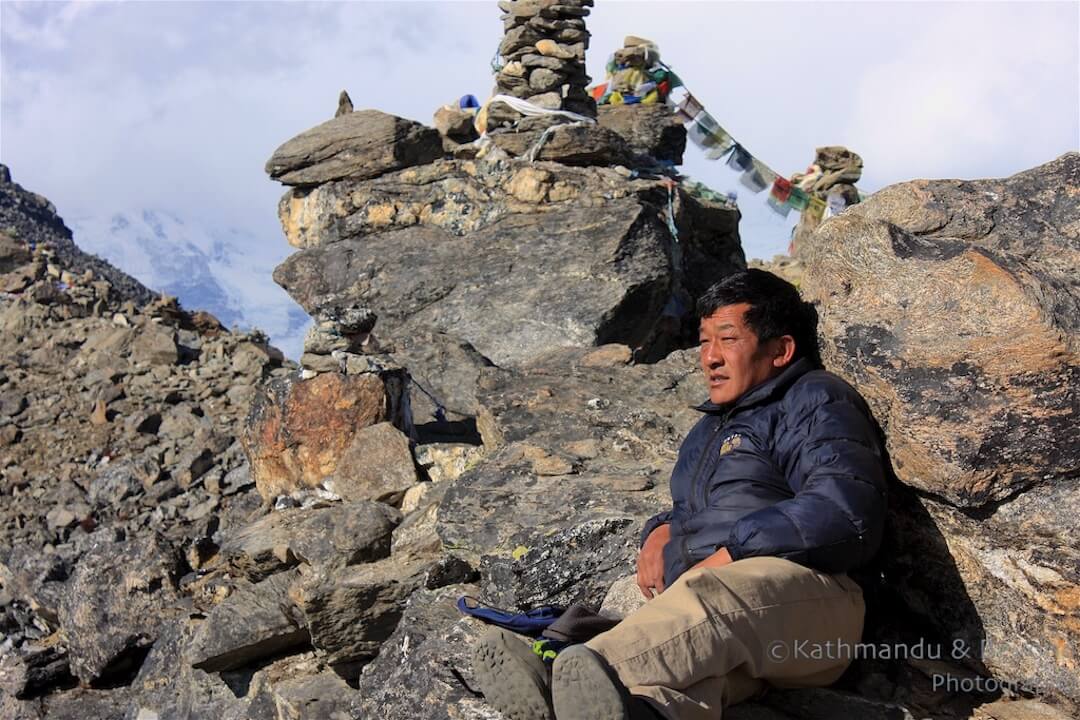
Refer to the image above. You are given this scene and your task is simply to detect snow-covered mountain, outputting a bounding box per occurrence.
[71,210,310,358]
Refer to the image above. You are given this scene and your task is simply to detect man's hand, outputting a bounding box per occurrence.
[689,546,734,573]
[637,524,671,599]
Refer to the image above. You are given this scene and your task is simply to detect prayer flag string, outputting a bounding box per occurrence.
[664,87,861,218]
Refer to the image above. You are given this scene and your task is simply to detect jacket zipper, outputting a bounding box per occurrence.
[689,411,731,514]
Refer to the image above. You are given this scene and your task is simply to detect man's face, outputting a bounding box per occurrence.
[699,302,785,405]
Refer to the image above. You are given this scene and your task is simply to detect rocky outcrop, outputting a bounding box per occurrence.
[0,165,155,304]
[598,103,686,164]
[800,152,1080,709]
[269,136,742,423]
[0,166,298,715]
[351,584,488,719]
[264,110,443,186]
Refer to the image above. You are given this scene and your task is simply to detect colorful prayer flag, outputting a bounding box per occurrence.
[770,177,793,204]
[750,157,778,185]
[674,93,704,124]
[739,168,768,193]
[787,187,809,211]
[704,140,735,160]
[686,113,725,149]
[687,113,725,149]
[666,79,863,218]
[688,114,734,156]
[727,145,752,172]
[766,194,792,217]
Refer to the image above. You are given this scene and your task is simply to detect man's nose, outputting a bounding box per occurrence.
[703,342,723,366]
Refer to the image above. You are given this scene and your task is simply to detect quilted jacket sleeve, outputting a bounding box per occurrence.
[724,390,888,573]
[639,510,673,547]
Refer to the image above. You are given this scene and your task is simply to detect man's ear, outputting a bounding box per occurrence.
[771,335,797,367]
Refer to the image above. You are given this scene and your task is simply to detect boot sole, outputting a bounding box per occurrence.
[551,645,631,720]
[472,628,553,720]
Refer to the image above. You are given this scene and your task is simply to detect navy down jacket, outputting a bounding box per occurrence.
[641,356,888,587]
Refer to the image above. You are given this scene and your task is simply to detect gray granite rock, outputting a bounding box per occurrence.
[188,569,308,673]
[801,152,1080,708]
[352,584,494,719]
[265,110,443,186]
[288,556,431,668]
[55,533,183,684]
[326,422,418,504]
[215,501,399,581]
[598,103,687,164]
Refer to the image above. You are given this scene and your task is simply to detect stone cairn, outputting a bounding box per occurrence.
[487,0,597,129]
[298,304,379,378]
[789,145,863,254]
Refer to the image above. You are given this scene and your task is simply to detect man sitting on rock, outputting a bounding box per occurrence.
[473,269,888,720]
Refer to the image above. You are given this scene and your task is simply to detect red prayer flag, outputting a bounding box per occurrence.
[770,177,792,203]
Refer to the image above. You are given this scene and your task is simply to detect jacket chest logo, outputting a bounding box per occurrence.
[719,433,742,456]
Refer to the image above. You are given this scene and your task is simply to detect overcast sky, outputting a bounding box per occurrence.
[2,1,1078,265]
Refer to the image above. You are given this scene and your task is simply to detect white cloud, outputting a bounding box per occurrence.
[0,1,100,50]
[844,2,1079,184]
[1,0,1076,270]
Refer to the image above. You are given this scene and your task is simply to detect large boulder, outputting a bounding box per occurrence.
[800,153,1080,708]
[597,103,686,164]
[264,110,443,186]
[275,202,670,368]
[488,122,633,167]
[287,556,430,670]
[240,368,411,503]
[188,569,309,673]
[327,422,419,504]
[214,501,400,581]
[269,148,741,426]
[54,533,184,684]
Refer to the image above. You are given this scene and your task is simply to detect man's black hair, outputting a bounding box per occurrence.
[696,269,822,368]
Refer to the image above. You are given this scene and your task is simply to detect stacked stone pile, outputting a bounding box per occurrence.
[297,304,379,376]
[491,0,596,123]
[790,145,863,253]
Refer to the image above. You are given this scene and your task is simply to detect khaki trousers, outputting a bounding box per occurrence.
[585,557,865,720]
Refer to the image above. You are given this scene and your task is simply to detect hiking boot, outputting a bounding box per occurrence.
[551,644,663,720]
[472,627,554,720]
